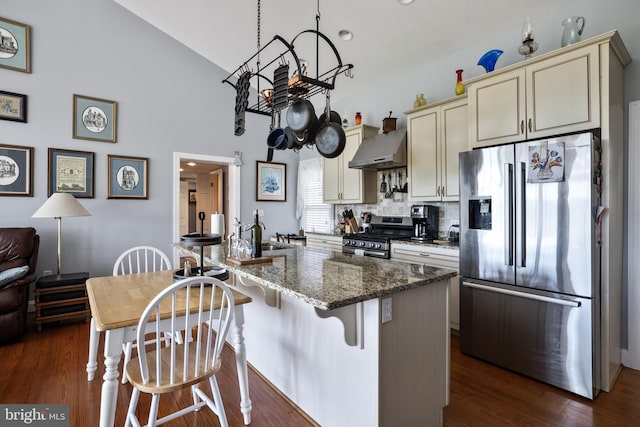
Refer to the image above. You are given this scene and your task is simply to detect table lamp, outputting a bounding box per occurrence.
[32,193,91,275]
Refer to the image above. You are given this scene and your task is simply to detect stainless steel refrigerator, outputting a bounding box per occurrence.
[458,131,602,399]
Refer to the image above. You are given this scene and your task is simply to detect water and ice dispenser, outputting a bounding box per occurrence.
[468,198,492,230]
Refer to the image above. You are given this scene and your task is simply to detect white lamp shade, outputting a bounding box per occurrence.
[32,193,91,218]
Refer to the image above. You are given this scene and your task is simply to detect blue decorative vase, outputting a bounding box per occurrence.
[477,49,504,73]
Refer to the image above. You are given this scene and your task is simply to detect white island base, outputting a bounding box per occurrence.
[233,275,449,427]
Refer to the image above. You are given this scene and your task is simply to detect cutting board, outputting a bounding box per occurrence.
[226,256,273,265]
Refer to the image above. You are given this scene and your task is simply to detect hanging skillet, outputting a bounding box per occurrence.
[315,91,346,159]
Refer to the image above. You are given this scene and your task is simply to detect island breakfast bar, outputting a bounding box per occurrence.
[176,243,456,427]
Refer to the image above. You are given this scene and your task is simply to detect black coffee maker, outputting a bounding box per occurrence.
[410,204,438,241]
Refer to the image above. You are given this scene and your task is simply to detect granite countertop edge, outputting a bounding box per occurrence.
[228,265,456,311]
[175,243,457,312]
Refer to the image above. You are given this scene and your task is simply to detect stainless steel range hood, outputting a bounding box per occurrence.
[348,130,407,170]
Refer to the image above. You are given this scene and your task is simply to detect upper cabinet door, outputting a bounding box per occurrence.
[469,43,600,148]
[340,129,364,203]
[441,98,468,201]
[526,44,600,139]
[468,69,526,147]
[407,107,439,201]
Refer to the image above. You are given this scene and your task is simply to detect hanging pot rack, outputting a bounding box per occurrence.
[222,8,353,117]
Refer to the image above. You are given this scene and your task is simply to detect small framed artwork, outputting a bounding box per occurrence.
[107,155,148,199]
[0,143,33,196]
[73,94,117,143]
[0,90,27,122]
[189,190,196,203]
[256,161,286,202]
[48,148,95,198]
[0,17,31,73]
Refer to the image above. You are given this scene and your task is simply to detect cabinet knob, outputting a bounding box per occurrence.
[520,120,525,134]
[528,118,532,132]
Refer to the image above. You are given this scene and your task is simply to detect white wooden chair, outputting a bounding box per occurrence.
[124,276,234,427]
[86,246,173,383]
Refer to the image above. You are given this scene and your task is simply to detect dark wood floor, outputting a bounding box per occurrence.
[2,318,640,426]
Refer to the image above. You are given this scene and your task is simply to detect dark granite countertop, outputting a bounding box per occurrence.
[175,243,456,311]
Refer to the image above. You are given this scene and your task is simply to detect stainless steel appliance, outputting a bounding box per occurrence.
[342,215,413,258]
[459,131,601,399]
[410,204,438,241]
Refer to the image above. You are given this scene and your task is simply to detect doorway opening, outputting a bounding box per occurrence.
[172,152,240,263]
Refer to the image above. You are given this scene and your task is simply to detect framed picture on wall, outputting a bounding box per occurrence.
[73,94,117,143]
[0,16,31,73]
[0,90,27,122]
[107,154,148,199]
[0,143,33,196]
[256,161,286,202]
[48,148,95,198]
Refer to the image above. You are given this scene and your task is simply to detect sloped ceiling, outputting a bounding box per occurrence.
[113,0,574,101]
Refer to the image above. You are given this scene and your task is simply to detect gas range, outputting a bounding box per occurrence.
[342,216,413,259]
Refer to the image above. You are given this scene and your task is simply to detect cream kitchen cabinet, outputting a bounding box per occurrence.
[390,242,460,330]
[305,233,343,251]
[468,43,599,148]
[323,125,378,204]
[406,97,467,201]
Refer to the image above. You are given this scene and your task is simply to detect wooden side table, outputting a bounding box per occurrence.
[35,272,90,331]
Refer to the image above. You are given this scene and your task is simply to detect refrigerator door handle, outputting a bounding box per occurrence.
[519,162,527,268]
[505,163,514,266]
[462,281,581,307]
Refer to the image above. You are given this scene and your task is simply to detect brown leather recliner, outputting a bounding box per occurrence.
[0,227,40,342]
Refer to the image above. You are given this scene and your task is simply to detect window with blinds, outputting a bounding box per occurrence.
[297,158,332,234]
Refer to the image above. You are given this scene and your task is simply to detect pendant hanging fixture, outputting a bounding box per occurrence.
[222,0,353,120]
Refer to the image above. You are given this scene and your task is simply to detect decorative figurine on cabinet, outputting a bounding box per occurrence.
[455,70,465,95]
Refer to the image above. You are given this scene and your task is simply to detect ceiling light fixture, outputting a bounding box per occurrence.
[398,0,415,4]
[187,162,196,167]
[338,30,353,41]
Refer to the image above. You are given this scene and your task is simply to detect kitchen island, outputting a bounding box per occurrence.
[176,243,456,427]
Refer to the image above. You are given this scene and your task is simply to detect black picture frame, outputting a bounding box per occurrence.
[0,90,27,122]
[107,154,148,199]
[256,161,286,202]
[0,143,33,196]
[48,148,95,198]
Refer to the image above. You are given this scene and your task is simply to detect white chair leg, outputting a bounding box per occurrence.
[148,394,160,427]
[86,317,100,381]
[209,376,228,427]
[121,342,133,384]
[125,387,140,427]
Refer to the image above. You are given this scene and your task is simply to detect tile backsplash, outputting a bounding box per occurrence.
[334,193,460,239]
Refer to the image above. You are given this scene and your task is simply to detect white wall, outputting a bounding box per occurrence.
[1,0,299,278]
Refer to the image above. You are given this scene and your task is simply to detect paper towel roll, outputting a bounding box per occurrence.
[211,213,225,237]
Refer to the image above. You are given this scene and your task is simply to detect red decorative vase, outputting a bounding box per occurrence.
[455,69,465,95]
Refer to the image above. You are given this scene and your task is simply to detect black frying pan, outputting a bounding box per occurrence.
[315,92,345,158]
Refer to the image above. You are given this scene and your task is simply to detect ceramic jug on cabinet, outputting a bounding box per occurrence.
[561,16,585,47]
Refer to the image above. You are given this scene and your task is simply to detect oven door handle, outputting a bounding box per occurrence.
[354,248,387,258]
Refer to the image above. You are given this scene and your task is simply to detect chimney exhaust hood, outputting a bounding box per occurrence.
[348,129,407,170]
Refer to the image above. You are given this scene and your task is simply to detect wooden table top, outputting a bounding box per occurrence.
[86,270,251,331]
